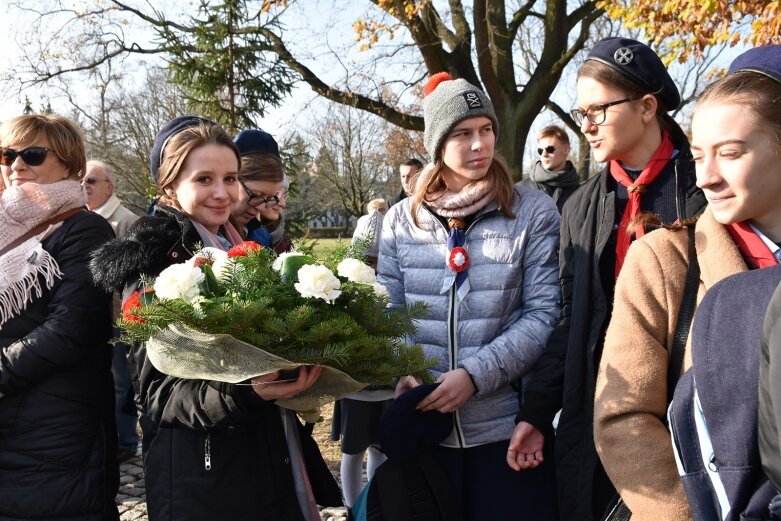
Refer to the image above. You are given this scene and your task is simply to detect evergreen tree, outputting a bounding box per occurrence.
[161,0,295,133]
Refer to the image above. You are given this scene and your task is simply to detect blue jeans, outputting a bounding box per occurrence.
[112,340,138,452]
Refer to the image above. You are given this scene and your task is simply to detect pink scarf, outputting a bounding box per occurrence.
[0,181,86,327]
[416,163,494,218]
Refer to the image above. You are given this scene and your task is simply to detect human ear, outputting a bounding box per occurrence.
[640,94,658,123]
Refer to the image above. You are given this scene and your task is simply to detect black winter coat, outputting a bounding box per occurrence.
[0,210,119,520]
[516,139,707,521]
[90,205,341,521]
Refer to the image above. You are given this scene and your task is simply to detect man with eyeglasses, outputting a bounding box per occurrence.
[82,159,140,464]
[520,125,580,213]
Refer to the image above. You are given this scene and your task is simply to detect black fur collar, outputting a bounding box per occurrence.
[90,205,200,292]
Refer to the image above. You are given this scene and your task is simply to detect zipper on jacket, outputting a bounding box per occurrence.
[421,205,496,449]
[448,286,466,447]
[204,433,212,471]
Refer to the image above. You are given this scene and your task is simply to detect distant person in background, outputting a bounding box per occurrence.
[351,198,388,270]
[396,158,423,204]
[83,159,141,463]
[520,125,580,212]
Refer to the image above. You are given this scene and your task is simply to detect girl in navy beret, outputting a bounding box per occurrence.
[510,37,707,521]
[594,45,781,520]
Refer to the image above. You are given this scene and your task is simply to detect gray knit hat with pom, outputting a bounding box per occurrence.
[422,73,499,161]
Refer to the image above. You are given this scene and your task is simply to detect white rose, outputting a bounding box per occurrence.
[294,264,342,304]
[273,251,307,272]
[337,258,376,285]
[372,282,388,297]
[153,263,206,303]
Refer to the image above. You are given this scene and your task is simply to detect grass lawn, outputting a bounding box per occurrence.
[308,237,353,259]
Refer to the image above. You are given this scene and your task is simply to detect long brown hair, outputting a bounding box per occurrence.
[410,154,516,227]
[157,123,240,208]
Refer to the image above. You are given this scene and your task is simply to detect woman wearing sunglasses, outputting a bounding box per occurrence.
[90,116,340,520]
[232,129,293,254]
[0,114,119,519]
[509,37,706,521]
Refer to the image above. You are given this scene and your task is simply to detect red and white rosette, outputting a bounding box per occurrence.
[448,246,470,273]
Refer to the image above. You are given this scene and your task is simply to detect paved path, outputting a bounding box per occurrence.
[117,453,351,521]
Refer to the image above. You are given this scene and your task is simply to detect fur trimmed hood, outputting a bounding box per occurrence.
[90,205,198,293]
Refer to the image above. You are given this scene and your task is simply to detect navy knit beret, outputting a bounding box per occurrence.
[149,115,214,185]
[586,37,681,111]
[728,45,781,83]
[379,383,454,463]
[234,129,280,158]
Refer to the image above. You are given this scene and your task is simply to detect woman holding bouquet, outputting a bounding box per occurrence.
[0,114,118,520]
[91,116,340,520]
[378,73,561,519]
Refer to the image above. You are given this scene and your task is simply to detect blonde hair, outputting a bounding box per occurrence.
[157,123,240,207]
[0,114,87,178]
[367,198,388,212]
[410,154,516,227]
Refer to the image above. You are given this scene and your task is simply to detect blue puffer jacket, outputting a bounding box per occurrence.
[378,186,560,447]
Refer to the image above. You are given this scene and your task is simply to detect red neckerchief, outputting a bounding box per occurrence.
[726,222,779,269]
[610,131,675,279]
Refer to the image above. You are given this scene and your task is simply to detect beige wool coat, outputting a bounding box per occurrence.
[594,208,749,521]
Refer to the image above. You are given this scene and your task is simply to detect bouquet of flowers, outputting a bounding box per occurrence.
[119,240,433,410]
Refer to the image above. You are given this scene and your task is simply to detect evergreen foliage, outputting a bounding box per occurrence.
[120,243,433,385]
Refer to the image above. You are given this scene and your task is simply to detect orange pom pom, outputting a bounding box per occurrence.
[424,72,452,96]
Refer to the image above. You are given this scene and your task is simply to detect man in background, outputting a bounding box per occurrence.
[520,125,580,212]
[83,160,140,462]
[396,158,423,204]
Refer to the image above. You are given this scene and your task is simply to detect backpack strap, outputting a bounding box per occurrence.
[667,225,699,404]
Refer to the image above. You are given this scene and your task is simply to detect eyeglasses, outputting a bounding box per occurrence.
[537,146,556,155]
[83,177,109,185]
[240,180,280,208]
[570,97,639,126]
[0,146,52,167]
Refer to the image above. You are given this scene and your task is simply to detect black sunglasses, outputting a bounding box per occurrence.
[240,179,280,208]
[0,146,52,167]
[537,146,556,155]
[83,177,110,185]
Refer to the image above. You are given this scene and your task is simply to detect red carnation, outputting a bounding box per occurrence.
[424,72,452,96]
[227,241,263,258]
[448,246,470,273]
[122,290,146,324]
[193,256,213,268]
